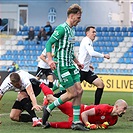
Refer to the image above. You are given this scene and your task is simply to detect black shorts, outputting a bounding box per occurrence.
[80,70,98,84]
[36,67,53,78]
[30,78,41,97]
[12,100,23,110]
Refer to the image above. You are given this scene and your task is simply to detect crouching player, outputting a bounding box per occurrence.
[0,70,49,127]
[40,83,128,130]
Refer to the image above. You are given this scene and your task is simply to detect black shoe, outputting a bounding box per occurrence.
[71,122,90,131]
[42,106,50,125]
[42,122,51,129]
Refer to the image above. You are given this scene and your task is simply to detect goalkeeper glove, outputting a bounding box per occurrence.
[85,122,97,130]
[98,122,109,129]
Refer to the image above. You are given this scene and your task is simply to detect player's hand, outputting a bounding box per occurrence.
[89,65,94,71]
[90,124,97,129]
[77,62,84,70]
[98,122,109,129]
[32,104,42,111]
[104,54,110,59]
[48,60,57,70]
[86,122,97,130]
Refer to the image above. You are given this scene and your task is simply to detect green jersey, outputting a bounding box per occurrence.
[46,22,75,67]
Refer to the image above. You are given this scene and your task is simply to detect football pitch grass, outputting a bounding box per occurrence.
[0,90,133,133]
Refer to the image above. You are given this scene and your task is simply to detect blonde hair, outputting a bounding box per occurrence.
[67,4,82,16]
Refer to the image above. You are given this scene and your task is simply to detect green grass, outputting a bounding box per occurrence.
[0,90,133,133]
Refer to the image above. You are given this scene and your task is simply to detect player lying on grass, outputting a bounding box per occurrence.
[0,70,52,127]
[40,83,128,130]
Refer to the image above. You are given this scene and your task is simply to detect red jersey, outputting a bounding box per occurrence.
[80,104,118,126]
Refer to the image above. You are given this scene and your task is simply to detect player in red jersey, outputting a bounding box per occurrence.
[40,83,128,130]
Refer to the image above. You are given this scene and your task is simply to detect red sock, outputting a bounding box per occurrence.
[40,83,53,96]
[50,121,72,128]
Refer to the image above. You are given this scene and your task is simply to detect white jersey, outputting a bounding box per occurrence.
[0,70,35,95]
[37,47,54,69]
[78,37,104,72]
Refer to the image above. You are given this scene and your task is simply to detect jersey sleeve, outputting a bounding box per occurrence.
[46,26,65,52]
[42,48,46,56]
[83,39,104,57]
[0,77,13,95]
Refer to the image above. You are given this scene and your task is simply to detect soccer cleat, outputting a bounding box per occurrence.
[42,122,51,129]
[71,122,90,131]
[32,120,42,127]
[42,106,50,125]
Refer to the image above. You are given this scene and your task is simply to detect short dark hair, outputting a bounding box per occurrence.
[10,72,20,83]
[67,4,82,16]
[85,26,95,33]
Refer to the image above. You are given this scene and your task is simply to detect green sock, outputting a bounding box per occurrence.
[47,98,64,111]
[73,105,80,122]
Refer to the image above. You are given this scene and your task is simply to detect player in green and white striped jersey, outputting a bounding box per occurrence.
[42,4,89,131]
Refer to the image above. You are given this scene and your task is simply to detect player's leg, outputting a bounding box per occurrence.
[84,70,104,105]
[45,69,54,88]
[43,66,88,130]
[10,100,32,122]
[16,91,41,126]
[47,121,72,129]
[70,67,87,130]
[42,67,76,125]
[92,78,104,105]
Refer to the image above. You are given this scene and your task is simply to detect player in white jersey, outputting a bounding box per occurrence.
[0,70,44,127]
[36,44,55,88]
[78,26,110,105]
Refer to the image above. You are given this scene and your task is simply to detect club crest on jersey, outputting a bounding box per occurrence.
[101,116,105,120]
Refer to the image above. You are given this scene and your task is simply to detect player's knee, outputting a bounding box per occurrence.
[78,87,83,95]
[100,82,104,88]
[10,114,19,121]
[96,81,104,88]
[67,92,76,99]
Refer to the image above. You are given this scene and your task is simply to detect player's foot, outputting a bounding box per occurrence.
[38,118,42,123]
[42,122,51,129]
[42,106,50,125]
[32,120,42,127]
[71,122,90,131]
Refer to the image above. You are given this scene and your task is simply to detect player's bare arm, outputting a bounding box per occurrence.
[81,108,96,129]
[39,54,48,64]
[26,84,42,111]
[47,52,57,70]
[73,58,84,69]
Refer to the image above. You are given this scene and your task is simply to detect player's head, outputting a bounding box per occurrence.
[85,26,96,41]
[114,99,128,117]
[10,72,22,88]
[67,4,82,27]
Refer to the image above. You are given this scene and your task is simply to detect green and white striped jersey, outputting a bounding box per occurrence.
[46,22,76,67]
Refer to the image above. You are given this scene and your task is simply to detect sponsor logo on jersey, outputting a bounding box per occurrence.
[68,37,75,43]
